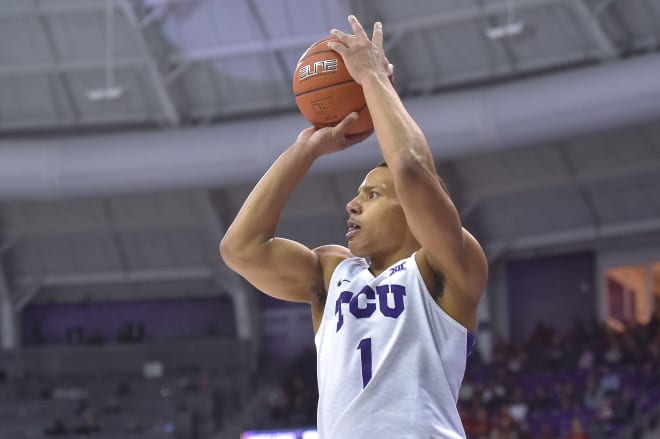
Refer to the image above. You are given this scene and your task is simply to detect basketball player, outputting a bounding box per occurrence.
[220,15,488,439]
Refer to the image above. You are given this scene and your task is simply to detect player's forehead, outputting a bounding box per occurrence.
[357,167,394,193]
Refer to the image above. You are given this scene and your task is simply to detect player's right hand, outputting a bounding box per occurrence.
[295,112,373,157]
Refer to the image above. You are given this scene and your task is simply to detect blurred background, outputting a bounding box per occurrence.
[0,0,659,438]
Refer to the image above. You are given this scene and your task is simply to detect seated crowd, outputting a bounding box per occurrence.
[459,314,660,439]
[253,313,660,439]
[0,368,222,439]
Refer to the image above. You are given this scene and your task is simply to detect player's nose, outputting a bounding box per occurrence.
[346,197,361,215]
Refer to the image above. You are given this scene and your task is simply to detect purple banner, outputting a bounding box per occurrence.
[22,296,235,344]
[507,251,595,341]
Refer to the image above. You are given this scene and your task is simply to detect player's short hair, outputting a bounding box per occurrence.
[377,161,450,195]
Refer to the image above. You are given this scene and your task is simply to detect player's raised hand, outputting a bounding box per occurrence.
[328,15,391,85]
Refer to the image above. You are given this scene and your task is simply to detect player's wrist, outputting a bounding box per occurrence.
[291,138,324,162]
[361,70,392,89]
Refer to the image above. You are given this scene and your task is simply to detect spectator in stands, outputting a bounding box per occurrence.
[506,346,527,375]
[66,326,85,344]
[73,414,100,435]
[117,321,145,343]
[489,410,518,439]
[265,383,290,425]
[566,417,591,439]
[560,333,581,370]
[640,360,660,389]
[491,368,510,410]
[621,329,642,363]
[86,328,105,344]
[44,419,68,436]
[598,364,621,394]
[472,406,493,438]
[102,396,122,415]
[490,336,509,369]
[537,422,558,439]
[460,379,476,403]
[285,372,314,425]
[126,418,145,435]
[576,345,595,371]
[603,336,623,364]
[480,383,496,409]
[595,392,615,424]
[152,417,176,435]
[75,398,93,418]
[556,380,580,412]
[459,404,475,435]
[611,388,637,425]
[530,386,553,412]
[516,421,532,439]
[583,373,603,411]
[507,388,529,424]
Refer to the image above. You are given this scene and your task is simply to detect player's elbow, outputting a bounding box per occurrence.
[389,157,439,200]
[220,232,268,273]
[219,236,233,265]
[388,145,434,180]
[219,234,245,269]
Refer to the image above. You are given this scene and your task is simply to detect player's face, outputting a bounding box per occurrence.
[345,167,412,257]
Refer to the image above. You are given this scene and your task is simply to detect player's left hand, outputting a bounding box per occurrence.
[328,15,393,85]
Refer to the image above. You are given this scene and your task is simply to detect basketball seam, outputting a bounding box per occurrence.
[294,79,358,97]
[354,103,368,113]
[297,48,338,65]
[313,103,369,128]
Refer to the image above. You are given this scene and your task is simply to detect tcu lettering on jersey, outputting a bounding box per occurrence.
[335,284,406,332]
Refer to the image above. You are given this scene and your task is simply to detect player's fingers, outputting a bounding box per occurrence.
[348,15,369,41]
[333,112,359,135]
[300,127,316,136]
[372,21,383,48]
[327,40,347,57]
[330,29,352,46]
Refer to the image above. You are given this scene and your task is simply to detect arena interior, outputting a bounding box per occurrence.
[0,1,660,438]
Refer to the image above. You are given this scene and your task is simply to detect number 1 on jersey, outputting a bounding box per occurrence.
[357,337,372,388]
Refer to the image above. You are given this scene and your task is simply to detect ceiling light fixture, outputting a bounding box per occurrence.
[86,0,124,101]
[485,0,527,41]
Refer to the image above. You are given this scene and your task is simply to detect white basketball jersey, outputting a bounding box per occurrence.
[314,253,474,439]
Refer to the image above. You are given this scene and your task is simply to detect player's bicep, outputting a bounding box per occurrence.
[222,237,323,304]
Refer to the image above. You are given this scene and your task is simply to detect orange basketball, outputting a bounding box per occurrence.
[293,36,373,136]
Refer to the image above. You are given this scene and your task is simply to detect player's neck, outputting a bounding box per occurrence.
[368,244,419,276]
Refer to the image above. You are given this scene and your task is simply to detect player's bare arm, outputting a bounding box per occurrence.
[330,16,488,331]
[220,114,368,320]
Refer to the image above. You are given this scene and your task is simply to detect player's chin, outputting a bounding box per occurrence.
[347,240,367,257]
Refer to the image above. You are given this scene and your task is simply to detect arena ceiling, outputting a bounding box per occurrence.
[0,0,659,309]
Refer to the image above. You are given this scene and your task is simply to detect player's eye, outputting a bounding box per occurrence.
[368,191,378,199]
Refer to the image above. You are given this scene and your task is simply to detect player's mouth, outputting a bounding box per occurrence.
[346,219,362,240]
